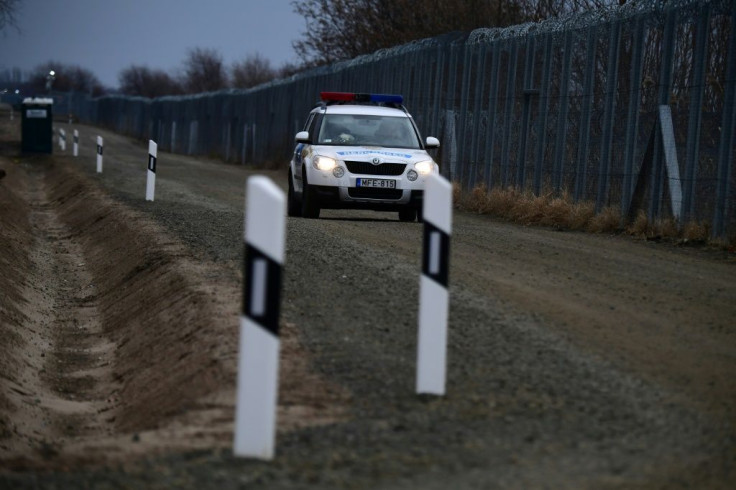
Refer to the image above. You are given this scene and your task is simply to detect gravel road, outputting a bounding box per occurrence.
[1,120,734,489]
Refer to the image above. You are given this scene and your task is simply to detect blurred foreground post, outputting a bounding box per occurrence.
[96,136,103,173]
[234,176,286,460]
[416,173,452,396]
[146,140,157,201]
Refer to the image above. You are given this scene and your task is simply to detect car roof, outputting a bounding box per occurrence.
[313,104,410,117]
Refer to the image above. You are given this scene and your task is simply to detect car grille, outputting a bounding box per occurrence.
[345,161,406,176]
[348,187,404,200]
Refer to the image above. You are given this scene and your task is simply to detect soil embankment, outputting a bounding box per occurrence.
[0,117,345,471]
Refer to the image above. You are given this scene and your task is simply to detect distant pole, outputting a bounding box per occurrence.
[146,140,157,201]
[416,173,453,396]
[73,130,79,157]
[96,136,103,173]
[234,176,286,460]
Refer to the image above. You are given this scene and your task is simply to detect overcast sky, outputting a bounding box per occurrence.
[1,0,305,88]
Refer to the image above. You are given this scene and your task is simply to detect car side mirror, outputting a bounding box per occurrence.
[295,131,310,144]
[425,136,440,149]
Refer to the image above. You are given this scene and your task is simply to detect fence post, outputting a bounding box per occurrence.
[146,140,157,201]
[658,106,683,220]
[73,129,78,157]
[713,9,736,238]
[649,10,678,220]
[96,136,103,173]
[534,34,554,196]
[553,30,573,192]
[574,28,597,201]
[682,4,711,221]
[246,122,248,165]
[596,21,622,213]
[417,173,452,396]
[484,42,501,190]
[518,37,536,189]
[621,18,646,217]
[234,176,286,460]
[467,44,486,190]
[457,43,474,188]
[171,121,177,153]
[251,123,257,164]
[500,41,519,187]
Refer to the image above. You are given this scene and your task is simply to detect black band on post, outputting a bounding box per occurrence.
[243,243,282,337]
[422,220,450,288]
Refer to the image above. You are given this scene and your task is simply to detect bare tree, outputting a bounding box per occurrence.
[292,0,527,66]
[0,0,20,32]
[516,0,621,21]
[291,0,633,66]
[118,65,182,98]
[182,47,228,93]
[277,61,302,79]
[28,61,106,96]
[231,53,276,89]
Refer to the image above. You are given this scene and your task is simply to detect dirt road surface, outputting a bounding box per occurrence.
[1,114,734,488]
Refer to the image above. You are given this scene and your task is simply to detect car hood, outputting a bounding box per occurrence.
[313,145,432,164]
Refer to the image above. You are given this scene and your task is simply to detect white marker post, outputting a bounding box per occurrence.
[146,140,157,201]
[234,176,286,460]
[73,130,79,157]
[96,136,103,173]
[59,129,66,151]
[416,173,453,396]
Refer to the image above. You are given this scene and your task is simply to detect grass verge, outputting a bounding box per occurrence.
[454,184,735,250]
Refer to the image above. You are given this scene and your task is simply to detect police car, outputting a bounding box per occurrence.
[287,92,440,221]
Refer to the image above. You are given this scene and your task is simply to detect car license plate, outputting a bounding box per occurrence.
[356,178,396,189]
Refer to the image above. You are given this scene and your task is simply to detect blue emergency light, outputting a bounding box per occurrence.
[320,92,404,105]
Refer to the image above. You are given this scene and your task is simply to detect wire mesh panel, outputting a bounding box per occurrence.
[68,0,735,238]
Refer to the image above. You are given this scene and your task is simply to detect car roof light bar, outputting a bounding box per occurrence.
[320,92,404,105]
[368,93,403,104]
[320,92,355,102]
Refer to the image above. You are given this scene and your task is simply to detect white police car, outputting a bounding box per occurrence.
[287,92,440,221]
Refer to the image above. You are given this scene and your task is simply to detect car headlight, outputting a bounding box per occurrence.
[314,155,337,171]
[414,160,434,175]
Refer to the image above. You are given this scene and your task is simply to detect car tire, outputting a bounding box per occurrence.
[301,170,320,219]
[287,169,302,217]
[398,208,417,222]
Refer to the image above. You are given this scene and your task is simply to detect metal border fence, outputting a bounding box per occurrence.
[65,0,735,238]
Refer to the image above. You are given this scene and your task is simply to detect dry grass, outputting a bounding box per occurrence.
[682,221,709,242]
[455,184,734,248]
[458,184,616,232]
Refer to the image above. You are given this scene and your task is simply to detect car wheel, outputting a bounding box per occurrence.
[398,208,417,222]
[287,170,302,217]
[301,170,320,219]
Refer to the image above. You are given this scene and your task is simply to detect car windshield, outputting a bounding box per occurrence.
[316,114,421,148]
